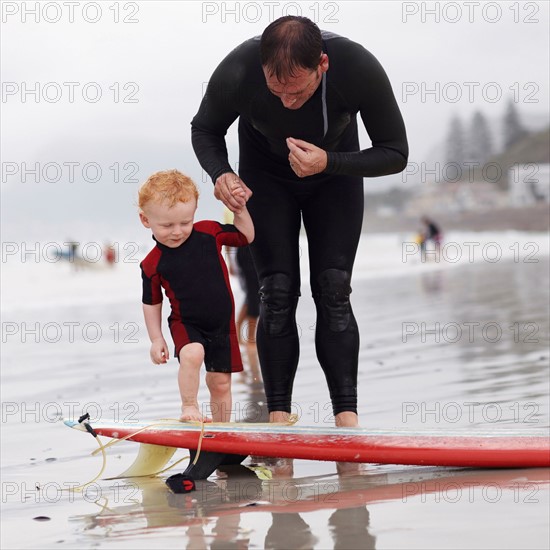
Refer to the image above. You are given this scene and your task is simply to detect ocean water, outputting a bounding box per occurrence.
[1,231,549,549]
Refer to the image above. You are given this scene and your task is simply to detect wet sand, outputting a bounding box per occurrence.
[1,241,549,549]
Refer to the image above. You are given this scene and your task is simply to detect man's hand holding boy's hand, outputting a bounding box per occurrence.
[214,173,252,213]
[150,337,169,364]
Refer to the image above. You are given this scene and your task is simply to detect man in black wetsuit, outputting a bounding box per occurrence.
[192,16,408,428]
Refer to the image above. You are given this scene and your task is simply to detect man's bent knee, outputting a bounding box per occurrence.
[259,273,299,336]
[316,269,352,332]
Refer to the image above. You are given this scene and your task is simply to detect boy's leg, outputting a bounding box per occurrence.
[205,372,232,422]
[178,342,209,422]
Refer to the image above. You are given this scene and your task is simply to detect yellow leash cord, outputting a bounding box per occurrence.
[61,433,108,493]
[67,412,299,490]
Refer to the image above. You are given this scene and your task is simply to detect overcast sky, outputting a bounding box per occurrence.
[1,1,549,239]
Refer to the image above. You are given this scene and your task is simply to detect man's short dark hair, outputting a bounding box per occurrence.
[260,16,323,80]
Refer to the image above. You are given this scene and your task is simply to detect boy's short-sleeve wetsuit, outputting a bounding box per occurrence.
[140,220,248,373]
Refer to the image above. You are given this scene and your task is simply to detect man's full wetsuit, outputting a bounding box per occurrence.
[191,32,408,416]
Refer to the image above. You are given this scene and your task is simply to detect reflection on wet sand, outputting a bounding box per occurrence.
[66,258,548,548]
[329,507,375,550]
[265,513,318,549]
[3,247,550,549]
[69,466,549,548]
[420,270,445,295]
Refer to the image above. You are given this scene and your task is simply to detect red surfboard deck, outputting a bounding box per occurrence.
[64,420,550,468]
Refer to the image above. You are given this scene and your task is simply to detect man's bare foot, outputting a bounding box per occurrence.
[335,411,359,428]
[179,406,212,423]
[269,411,293,424]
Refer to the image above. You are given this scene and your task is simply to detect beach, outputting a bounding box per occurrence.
[1,231,549,549]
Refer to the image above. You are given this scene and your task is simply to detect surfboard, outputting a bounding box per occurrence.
[64,419,550,469]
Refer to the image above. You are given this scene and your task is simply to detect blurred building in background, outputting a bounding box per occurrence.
[364,106,549,233]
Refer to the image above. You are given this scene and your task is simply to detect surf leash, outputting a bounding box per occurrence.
[192,418,206,465]
[90,418,183,456]
[167,416,299,492]
[89,417,199,483]
[89,417,201,478]
[59,413,108,494]
[91,417,194,479]
[165,418,206,494]
[69,414,300,495]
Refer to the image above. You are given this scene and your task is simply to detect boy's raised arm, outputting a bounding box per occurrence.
[233,207,254,245]
[231,187,254,244]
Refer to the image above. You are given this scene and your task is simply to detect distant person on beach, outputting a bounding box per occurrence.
[60,240,88,271]
[138,170,254,422]
[67,241,79,260]
[104,242,116,266]
[192,16,408,427]
[58,240,78,261]
[419,216,442,261]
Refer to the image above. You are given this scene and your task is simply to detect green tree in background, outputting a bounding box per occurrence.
[468,110,493,165]
[503,99,528,150]
[446,115,466,165]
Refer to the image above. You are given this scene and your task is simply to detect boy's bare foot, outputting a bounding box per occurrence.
[179,406,212,423]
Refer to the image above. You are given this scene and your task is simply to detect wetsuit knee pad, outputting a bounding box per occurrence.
[316,269,352,332]
[259,273,298,336]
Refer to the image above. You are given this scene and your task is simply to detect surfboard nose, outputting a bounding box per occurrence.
[63,418,80,429]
